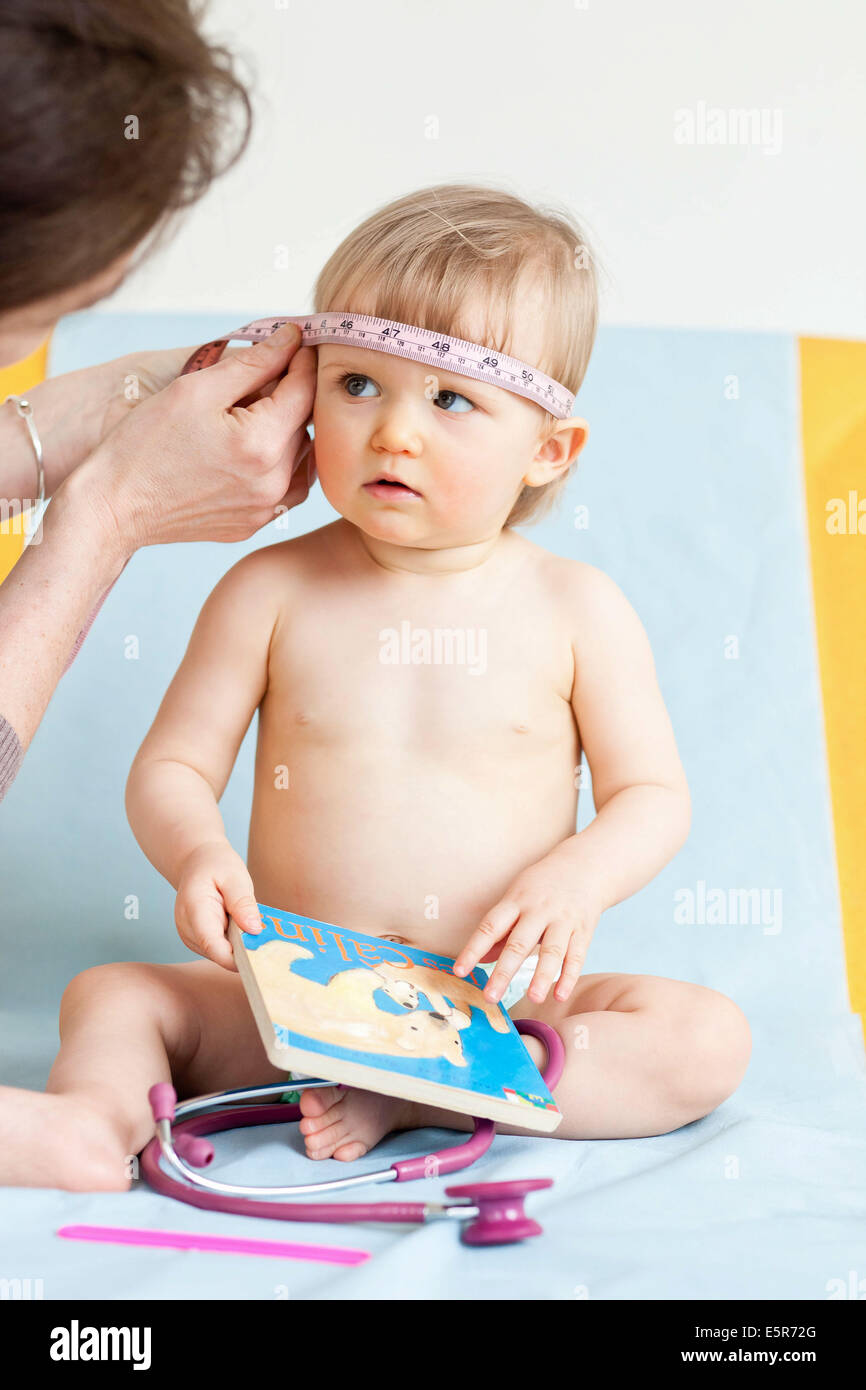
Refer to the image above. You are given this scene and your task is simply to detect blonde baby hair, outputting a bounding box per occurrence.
[313,182,601,526]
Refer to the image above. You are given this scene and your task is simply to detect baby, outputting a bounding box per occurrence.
[3,183,750,1190]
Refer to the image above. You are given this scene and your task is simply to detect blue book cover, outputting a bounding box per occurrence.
[229,904,562,1132]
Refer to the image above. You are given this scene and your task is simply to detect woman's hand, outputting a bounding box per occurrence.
[62,323,317,558]
[98,342,293,437]
[3,343,198,497]
[452,855,604,1006]
[174,840,265,971]
[7,339,293,492]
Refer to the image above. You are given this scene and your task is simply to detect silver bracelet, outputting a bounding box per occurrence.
[3,394,45,507]
[3,394,46,547]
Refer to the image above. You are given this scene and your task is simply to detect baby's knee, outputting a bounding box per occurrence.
[60,961,178,1028]
[671,988,751,1118]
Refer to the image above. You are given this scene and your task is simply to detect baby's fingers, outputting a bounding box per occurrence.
[526,923,579,1004]
[482,912,547,1003]
[551,933,590,1003]
[176,891,236,971]
[453,899,520,980]
[221,876,263,936]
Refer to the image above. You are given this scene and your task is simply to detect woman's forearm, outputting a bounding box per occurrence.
[0,344,194,499]
[0,358,116,499]
[0,461,129,754]
[0,325,313,802]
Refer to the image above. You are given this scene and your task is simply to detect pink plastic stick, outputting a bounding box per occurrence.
[57,1224,369,1265]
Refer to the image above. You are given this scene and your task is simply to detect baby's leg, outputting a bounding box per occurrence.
[0,959,286,1191]
[301,972,751,1159]
[273,972,751,1161]
[506,972,752,1139]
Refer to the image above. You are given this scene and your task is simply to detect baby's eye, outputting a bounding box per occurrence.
[434,388,475,413]
[338,372,379,397]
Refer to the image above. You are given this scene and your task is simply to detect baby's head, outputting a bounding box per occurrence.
[310,183,599,552]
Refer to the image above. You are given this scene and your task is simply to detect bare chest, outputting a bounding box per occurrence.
[263,592,575,754]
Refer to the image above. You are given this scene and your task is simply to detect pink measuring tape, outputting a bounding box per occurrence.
[181,313,575,418]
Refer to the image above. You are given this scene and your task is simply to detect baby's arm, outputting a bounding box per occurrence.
[126,547,284,968]
[557,564,691,907]
[454,564,691,1003]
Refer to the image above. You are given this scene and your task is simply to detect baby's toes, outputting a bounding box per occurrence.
[298,1084,342,1124]
[303,1113,352,1160]
[333,1139,368,1162]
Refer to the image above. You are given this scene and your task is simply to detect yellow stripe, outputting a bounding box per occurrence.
[0,338,50,584]
[799,338,866,1037]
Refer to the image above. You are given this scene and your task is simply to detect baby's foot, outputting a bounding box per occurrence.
[0,1086,132,1191]
[297,1082,415,1162]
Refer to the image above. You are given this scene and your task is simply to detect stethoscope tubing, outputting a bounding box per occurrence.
[140,1017,564,1228]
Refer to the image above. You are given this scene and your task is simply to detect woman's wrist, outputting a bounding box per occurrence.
[49,451,135,582]
[2,348,189,501]
[11,367,111,496]
[0,392,45,503]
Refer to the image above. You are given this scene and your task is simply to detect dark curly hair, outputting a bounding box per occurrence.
[0,0,252,310]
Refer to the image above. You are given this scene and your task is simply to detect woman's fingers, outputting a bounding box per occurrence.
[199,336,317,514]
[272,463,312,519]
[262,343,318,428]
[193,323,304,407]
[89,331,318,550]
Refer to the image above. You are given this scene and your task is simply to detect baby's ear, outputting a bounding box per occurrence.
[528,414,589,486]
[524,417,589,487]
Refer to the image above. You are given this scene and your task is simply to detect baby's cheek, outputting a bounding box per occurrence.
[439,455,487,498]
[440,463,515,518]
[309,421,352,489]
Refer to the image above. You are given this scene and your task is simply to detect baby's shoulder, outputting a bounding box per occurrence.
[508,533,635,620]
[218,521,345,594]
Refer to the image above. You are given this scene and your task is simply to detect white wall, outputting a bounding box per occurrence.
[108,0,866,338]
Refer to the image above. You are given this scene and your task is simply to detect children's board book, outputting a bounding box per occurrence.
[228,904,562,1133]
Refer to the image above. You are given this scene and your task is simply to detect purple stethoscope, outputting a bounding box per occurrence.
[141,1018,564,1247]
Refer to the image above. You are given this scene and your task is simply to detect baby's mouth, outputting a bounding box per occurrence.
[363,474,422,499]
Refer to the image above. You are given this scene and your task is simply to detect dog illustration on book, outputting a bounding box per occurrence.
[372,958,510,1034]
[249,940,468,1065]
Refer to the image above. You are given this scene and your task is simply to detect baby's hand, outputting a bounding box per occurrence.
[452,858,603,1006]
[174,840,264,971]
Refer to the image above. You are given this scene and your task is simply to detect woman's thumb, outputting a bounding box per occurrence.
[195,323,302,405]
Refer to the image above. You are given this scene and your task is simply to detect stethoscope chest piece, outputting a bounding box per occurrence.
[446,1178,554,1246]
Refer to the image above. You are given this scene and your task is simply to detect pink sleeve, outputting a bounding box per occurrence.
[0,715,23,803]
[61,576,121,674]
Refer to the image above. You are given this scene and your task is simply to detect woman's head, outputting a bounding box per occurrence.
[0,0,252,364]
[311,183,601,544]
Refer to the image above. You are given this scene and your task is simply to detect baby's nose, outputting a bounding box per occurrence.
[371,407,424,456]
